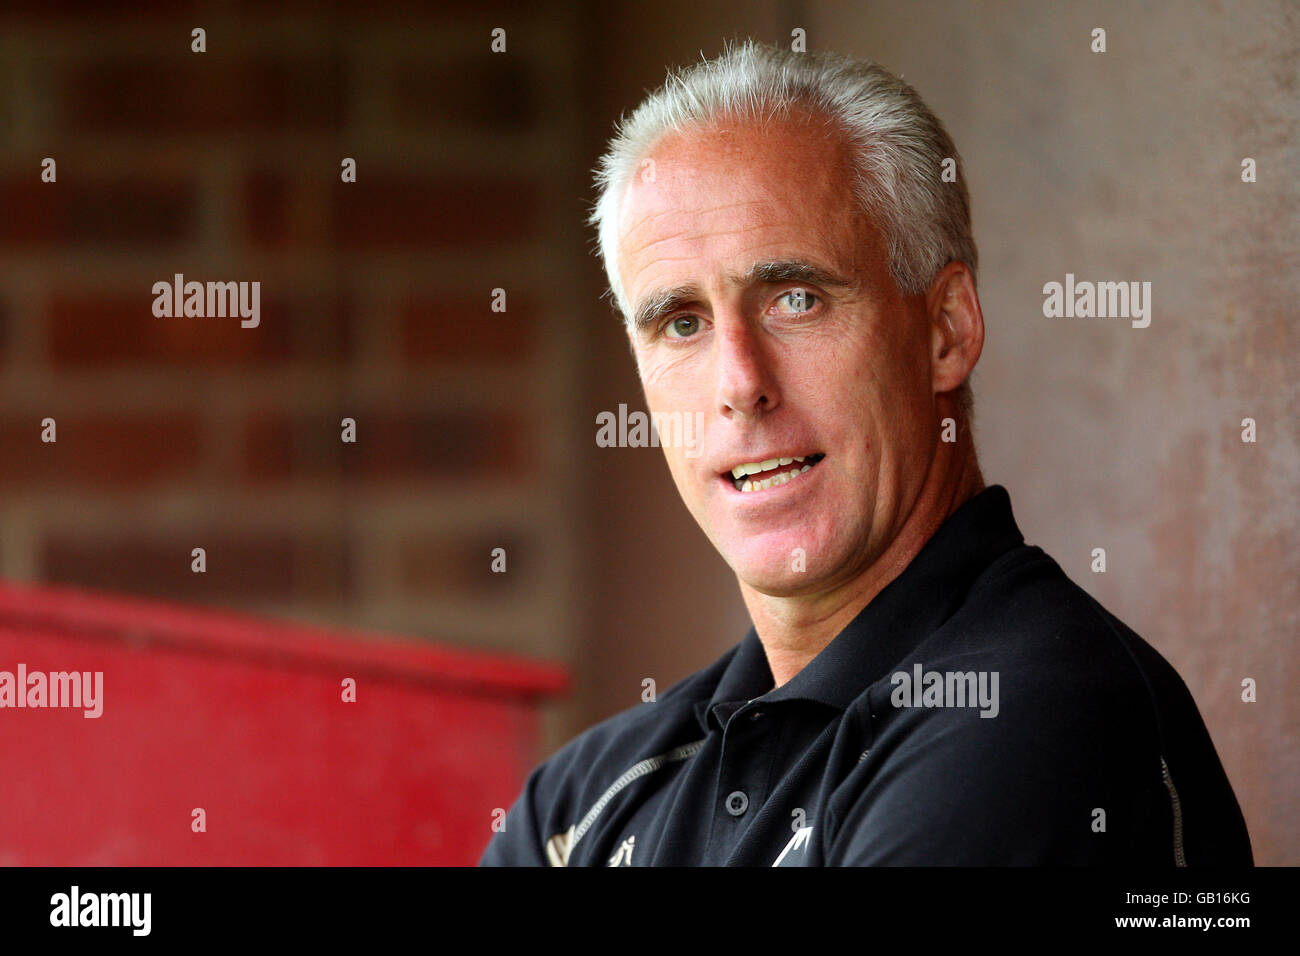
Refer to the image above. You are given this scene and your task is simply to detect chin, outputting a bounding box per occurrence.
[724,541,823,597]
[738,569,820,598]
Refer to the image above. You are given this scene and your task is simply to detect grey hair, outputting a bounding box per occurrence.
[588,39,979,424]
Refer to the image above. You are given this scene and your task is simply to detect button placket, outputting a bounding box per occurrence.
[711,699,772,840]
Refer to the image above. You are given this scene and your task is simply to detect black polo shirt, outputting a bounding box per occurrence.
[479,485,1252,866]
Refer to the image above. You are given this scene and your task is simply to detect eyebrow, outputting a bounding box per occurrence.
[629,259,854,333]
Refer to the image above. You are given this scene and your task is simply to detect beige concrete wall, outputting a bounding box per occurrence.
[574,0,1297,864]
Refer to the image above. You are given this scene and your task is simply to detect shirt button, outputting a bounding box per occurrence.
[725,790,749,816]
[749,710,764,721]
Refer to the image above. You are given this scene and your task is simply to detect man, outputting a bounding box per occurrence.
[481,41,1251,866]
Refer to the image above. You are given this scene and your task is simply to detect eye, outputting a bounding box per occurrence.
[664,315,701,339]
[775,289,819,314]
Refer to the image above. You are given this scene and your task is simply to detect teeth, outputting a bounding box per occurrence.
[731,456,808,478]
[729,454,821,490]
[737,461,816,492]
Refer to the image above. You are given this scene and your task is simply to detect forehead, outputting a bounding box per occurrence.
[615,112,873,300]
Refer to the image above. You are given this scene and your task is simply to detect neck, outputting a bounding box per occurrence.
[741,431,985,689]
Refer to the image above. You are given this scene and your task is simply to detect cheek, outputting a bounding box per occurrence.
[807,332,887,421]
[663,448,695,492]
[662,448,712,524]
[802,326,921,465]
[840,315,929,409]
[635,345,696,399]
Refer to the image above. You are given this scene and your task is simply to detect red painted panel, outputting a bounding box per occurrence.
[0,583,568,865]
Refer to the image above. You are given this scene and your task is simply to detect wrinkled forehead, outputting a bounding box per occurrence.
[614,114,880,298]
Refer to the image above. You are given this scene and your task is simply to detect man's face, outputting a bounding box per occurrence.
[616,111,941,597]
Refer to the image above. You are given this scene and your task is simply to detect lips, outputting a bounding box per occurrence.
[724,453,825,492]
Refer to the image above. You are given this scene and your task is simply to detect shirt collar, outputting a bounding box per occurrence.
[694,484,1025,734]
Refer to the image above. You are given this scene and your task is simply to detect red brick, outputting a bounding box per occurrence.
[0,176,198,246]
[41,532,351,604]
[9,1,529,18]
[63,55,343,134]
[243,169,296,247]
[49,293,285,366]
[395,59,538,132]
[331,175,540,248]
[401,295,537,362]
[0,415,202,488]
[287,291,355,361]
[399,531,529,596]
[242,409,529,482]
[245,168,541,249]
[47,290,349,366]
[227,0,533,11]
[5,1,184,13]
[242,414,296,480]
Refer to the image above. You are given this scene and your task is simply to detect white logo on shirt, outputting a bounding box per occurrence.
[608,835,636,867]
[772,826,814,866]
[545,825,575,867]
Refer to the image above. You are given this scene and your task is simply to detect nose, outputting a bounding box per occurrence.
[714,316,780,419]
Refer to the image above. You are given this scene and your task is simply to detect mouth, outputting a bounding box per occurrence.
[723,453,826,493]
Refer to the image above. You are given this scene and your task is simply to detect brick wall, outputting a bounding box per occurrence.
[0,2,587,750]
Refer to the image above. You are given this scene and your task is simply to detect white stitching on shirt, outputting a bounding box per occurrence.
[569,738,707,852]
[1160,755,1187,867]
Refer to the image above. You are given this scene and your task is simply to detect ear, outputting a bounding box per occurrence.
[924,262,984,395]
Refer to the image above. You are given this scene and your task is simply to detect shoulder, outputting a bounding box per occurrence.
[902,542,1205,760]
[950,542,1182,702]
[825,544,1233,864]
